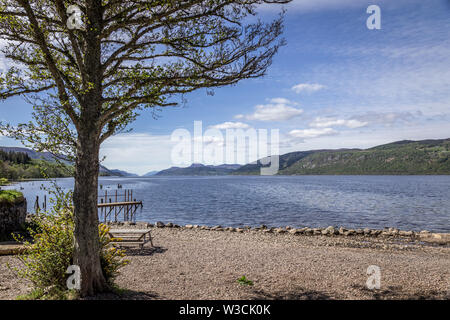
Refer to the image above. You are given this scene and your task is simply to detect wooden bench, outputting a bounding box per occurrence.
[108,229,153,249]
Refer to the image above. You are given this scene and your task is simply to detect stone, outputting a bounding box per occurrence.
[155,221,165,228]
[236,228,244,233]
[0,198,27,241]
[339,227,347,235]
[274,228,286,234]
[262,229,273,233]
[288,228,298,234]
[165,222,174,228]
[136,221,150,228]
[304,228,314,235]
[371,230,382,236]
[363,228,371,235]
[297,227,308,233]
[324,226,337,236]
[313,228,322,235]
[185,224,194,229]
[347,230,356,236]
[399,231,413,237]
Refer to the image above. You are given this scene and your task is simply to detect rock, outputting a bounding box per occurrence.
[324,226,337,236]
[313,228,322,235]
[200,225,209,230]
[155,221,165,228]
[274,228,286,234]
[236,228,245,233]
[370,230,382,236]
[399,231,413,237]
[173,224,180,228]
[304,228,314,235]
[185,224,194,229]
[288,228,298,234]
[363,228,371,235]
[339,227,347,235]
[260,225,268,230]
[211,225,223,231]
[355,229,364,235]
[262,229,273,233]
[346,230,356,236]
[165,222,174,228]
[193,225,199,229]
[0,197,27,241]
[136,222,150,228]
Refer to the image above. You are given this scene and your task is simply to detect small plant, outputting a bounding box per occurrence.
[237,276,254,286]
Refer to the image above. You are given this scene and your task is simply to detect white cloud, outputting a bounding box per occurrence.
[208,122,250,130]
[236,98,303,122]
[310,117,368,129]
[100,133,175,175]
[291,83,325,94]
[289,128,338,139]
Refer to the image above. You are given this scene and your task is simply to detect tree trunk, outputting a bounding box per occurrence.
[73,130,108,297]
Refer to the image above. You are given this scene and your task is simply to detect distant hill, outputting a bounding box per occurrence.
[155,163,241,176]
[0,146,56,162]
[0,146,123,176]
[235,139,450,175]
[107,169,139,177]
[142,171,159,177]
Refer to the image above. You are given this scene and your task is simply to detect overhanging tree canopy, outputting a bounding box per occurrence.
[0,0,290,296]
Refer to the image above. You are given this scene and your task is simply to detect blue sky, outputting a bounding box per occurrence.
[1,0,450,175]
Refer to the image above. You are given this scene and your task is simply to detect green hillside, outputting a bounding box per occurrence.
[235,139,450,175]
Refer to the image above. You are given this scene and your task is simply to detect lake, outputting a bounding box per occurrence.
[5,175,450,233]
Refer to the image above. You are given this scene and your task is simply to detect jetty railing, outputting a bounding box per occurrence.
[33,189,143,223]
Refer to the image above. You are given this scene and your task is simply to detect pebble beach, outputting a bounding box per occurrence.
[1,222,449,300]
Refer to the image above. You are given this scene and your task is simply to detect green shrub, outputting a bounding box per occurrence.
[237,275,254,286]
[12,189,128,299]
[0,190,24,204]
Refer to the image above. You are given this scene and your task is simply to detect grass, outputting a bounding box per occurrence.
[16,288,79,300]
[0,190,24,205]
[237,276,254,286]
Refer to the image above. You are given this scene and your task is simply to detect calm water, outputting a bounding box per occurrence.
[5,175,450,233]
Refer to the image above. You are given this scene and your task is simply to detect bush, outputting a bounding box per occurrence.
[0,189,24,204]
[12,189,128,299]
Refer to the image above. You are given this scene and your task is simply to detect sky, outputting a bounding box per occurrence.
[1,0,450,175]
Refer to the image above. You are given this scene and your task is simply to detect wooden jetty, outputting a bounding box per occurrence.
[34,189,143,223]
[98,189,143,223]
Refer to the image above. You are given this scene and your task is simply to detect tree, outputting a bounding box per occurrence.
[0,0,289,296]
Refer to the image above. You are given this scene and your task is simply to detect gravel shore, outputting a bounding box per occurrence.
[0,226,449,300]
